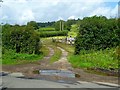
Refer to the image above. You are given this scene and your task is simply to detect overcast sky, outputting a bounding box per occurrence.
[0,0,119,25]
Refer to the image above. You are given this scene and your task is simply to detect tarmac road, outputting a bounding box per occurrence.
[1,75,118,89]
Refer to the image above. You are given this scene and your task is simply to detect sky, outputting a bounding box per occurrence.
[0,0,119,25]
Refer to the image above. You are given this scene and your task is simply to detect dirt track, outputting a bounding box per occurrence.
[2,46,118,84]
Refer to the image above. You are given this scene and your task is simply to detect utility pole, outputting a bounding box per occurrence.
[62,21,64,31]
[60,20,64,31]
[60,20,61,31]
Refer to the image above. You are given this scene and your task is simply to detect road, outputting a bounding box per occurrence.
[1,46,119,89]
[1,75,118,89]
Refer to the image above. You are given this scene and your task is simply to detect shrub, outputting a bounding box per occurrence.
[75,16,120,54]
[2,25,41,54]
[69,48,118,70]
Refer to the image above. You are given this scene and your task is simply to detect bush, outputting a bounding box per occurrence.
[115,46,120,60]
[2,25,41,54]
[75,16,120,54]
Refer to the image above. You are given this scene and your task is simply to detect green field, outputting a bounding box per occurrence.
[67,24,78,37]
[38,27,55,31]
[39,30,68,37]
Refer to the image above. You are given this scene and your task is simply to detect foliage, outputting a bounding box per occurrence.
[2,49,43,65]
[75,16,120,54]
[64,19,77,31]
[67,24,78,37]
[2,24,41,54]
[50,46,62,63]
[56,42,74,54]
[40,45,49,56]
[37,21,55,27]
[115,46,120,60]
[53,20,66,31]
[69,48,118,71]
[39,30,68,37]
[27,21,39,30]
[38,27,55,31]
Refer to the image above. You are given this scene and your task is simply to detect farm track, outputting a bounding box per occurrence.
[2,44,119,84]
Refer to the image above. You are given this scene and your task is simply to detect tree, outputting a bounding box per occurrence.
[64,19,76,31]
[27,21,39,30]
[75,16,120,54]
[2,24,41,54]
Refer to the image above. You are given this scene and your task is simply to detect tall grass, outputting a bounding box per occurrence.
[69,48,118,71]
[2,49,44,65]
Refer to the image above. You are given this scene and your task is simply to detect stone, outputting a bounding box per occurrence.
[9,72,24,77]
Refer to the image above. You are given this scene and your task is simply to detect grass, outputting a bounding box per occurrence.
[38,27,55,31]
[41,38,62,63]
[2,45,49,65]
[68,48,119,71]
[56,42,74,54]
[68,31,77,37]
[38,30,68,37]
[67,24,78,37]
[49,46,62,63]
[2,51,44,65]
[54,41,119,72]
[42,36,119,73]
[41,45,50,56]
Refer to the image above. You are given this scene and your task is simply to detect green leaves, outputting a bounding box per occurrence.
[75,16,120,54]
[27,21,39,30]
[2,24,41,54]
[69,48,118,70]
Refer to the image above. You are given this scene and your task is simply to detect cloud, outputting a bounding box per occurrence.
[68,16,76,19]
[89,4,118,18]
[19,9,35,25]
[0,0,119,24]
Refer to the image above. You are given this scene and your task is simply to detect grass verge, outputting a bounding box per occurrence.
[68,48,118,71]
[2,50,44,65]
[2,45,49,65]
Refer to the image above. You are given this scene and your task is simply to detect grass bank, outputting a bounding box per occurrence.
[68,48,119,71]
[2,45,49,65]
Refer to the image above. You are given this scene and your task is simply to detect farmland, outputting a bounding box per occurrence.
[1,16,120,78]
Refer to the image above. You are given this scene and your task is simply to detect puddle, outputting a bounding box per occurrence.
[39,70,78,78]
[20,70,81,84]
[0,72,9,76]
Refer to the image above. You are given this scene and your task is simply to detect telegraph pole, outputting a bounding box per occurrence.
[60,20,64,31]
[62,21,64,31]
[60,20,61,31]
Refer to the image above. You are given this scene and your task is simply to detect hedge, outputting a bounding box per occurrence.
[39,30,68,37]
[75,16,120,54]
